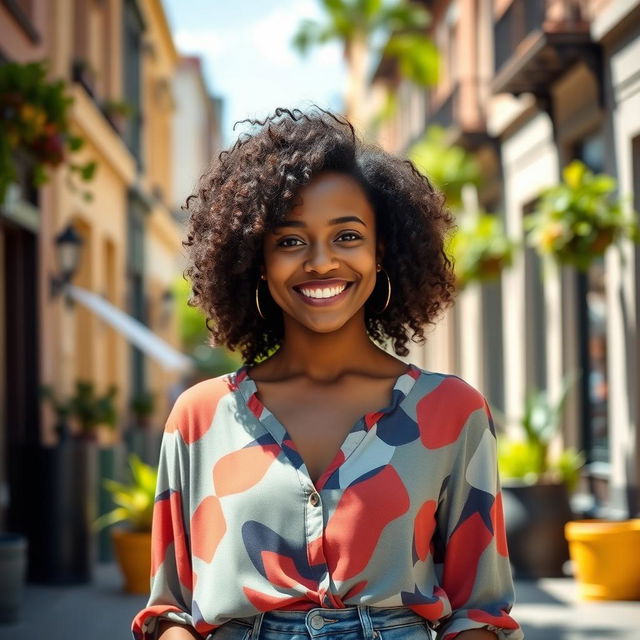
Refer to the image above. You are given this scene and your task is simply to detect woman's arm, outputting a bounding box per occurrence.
[157,620,203,640]
[432,386,523,640]
[131,416,198,639]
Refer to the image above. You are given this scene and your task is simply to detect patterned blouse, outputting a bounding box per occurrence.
[131,363,523,640]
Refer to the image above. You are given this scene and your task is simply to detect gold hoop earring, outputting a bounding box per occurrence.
[255,276,267,320]
[373,266,391,314]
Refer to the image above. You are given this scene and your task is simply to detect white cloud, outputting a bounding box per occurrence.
[169,0,347,145]
[246,0,342,68]
[173,28,230,58]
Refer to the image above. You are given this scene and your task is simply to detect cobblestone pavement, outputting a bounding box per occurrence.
[0,563,638,640]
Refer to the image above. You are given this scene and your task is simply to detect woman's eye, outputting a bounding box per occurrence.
[338,232,362,242]
[277,237,303,248]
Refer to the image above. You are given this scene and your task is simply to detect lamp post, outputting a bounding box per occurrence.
[50,223,83,299]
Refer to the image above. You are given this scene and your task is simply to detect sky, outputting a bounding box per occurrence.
[163,0,348,147]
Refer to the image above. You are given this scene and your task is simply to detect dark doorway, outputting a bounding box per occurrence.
[2,220,40,535]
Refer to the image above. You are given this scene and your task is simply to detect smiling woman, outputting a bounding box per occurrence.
[182,107,456,366]
[131,107,524,640]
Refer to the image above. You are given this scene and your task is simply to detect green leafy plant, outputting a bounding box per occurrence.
[69,381,118,437]
[494,370,585,492]
[41,381,118,439]
[445,211,518,289]
[0,60,97,203]
[291,0,438,133]
[523,160,640,271]
[92,453,157,533]
[130,390,156,426]
[409,125,482,209]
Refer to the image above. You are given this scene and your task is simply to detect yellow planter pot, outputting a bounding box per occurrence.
[110,528,152,595]
[565,519,640,601]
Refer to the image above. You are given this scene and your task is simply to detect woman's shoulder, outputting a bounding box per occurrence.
[408,365,494,446]
[173,370,239,408]
[410,363,487,404]
[164,369,240,443]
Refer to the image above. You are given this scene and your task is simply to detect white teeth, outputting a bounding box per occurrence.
[299,283,347,299]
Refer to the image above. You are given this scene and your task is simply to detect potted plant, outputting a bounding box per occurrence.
[67,381,119,440]
[493,370,585,578]
[130,390,156,429]
[0,60,97,205]
[93,453,157,594]
[564,518,640,601]
[23,381,119,583]
[523,160,640,272]
[445,210,518,289]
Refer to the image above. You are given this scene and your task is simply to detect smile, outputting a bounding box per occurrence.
[293,282,354,306]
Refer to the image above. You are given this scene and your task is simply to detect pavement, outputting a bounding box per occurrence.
[0,563,638,640]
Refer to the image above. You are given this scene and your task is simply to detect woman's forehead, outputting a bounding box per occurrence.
[288,173,374,218]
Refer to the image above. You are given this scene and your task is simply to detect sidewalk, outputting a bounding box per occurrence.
[0,563,638,639]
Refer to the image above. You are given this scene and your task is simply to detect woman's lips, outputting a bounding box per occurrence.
[293,281,355,306]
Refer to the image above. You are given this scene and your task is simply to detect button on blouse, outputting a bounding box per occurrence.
[131,363,523,640]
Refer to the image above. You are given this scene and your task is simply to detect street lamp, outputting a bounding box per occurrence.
[50,223,83,298]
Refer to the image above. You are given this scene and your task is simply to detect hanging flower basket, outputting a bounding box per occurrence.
[446,211,518,289]
[523,160,640,272]
[0,60,96,204]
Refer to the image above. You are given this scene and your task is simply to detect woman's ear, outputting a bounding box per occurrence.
[376,239,385,266]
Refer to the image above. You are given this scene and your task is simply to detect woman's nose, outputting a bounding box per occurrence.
[304,244,338,273]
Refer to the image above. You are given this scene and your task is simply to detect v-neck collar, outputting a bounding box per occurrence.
[232,362,421,491]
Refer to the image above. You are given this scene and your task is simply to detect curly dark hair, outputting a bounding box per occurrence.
[183,106,457,366]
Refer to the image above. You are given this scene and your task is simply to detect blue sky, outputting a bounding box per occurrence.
[163,0,347,147]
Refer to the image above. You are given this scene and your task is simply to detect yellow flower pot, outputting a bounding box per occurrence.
[565,519,640,600]
[110,528,152,595]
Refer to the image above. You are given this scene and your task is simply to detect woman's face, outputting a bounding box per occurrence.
[261,171,383,335]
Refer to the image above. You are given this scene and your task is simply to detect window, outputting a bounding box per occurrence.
[122,0,144,164]
[573,131,608,465]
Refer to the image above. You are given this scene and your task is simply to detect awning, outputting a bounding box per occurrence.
[64,284,194,373]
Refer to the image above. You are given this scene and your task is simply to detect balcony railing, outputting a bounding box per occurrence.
[494,0,547,75]
[491,0,595,97]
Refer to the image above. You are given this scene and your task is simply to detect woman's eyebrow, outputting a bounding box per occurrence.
[272,215,367,230]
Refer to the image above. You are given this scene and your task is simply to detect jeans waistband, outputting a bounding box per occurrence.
[233,605,429,639]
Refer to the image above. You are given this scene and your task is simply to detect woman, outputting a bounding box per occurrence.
[132,108,524,640]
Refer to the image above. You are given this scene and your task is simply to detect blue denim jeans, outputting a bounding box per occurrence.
[206,605,433,640]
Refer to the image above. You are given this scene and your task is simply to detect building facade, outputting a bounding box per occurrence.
[0,0,221,537]
[375,0,640,518]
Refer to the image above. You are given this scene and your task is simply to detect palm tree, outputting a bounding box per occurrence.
[292,0,439,133]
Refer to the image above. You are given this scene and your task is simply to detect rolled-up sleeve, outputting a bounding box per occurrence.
[434,392,523,640]
[131,418,196,640]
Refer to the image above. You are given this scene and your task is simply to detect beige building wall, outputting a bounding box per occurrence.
[1,0,188,445]
[137,0,182,426]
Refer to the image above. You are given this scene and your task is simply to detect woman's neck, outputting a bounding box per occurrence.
[262,312,395,384]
